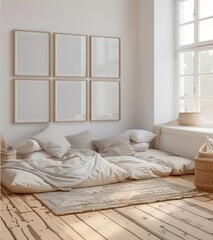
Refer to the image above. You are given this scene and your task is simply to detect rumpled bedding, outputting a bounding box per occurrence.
[1,148,195,193]
[1,149,100,191]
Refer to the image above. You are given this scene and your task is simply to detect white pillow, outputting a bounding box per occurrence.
[104,156,172,179]
[32,124,70,158]
[15,139,42,155]
[73,156,129,188]
[131,142,149,152]
[125,129,156,143]
[206,136,213,153]
[1,168,56,193]
[21,151,53,160]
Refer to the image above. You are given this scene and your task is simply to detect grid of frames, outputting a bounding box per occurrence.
[13,30,121,123]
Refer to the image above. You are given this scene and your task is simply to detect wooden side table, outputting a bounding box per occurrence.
[1,150,17,164]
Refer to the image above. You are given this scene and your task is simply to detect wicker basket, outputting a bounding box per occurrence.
[194,144,213,193]
[1,150,17,163]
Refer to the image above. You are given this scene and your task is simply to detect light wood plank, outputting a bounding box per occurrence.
[19,194,43,208]
[101,209,160,240]
[77,211,141,240]
[168,199,213,219]
[6,194,33,213]
[10,226,29,240]
[1,192,14,211]
[1,210,18,229]
[33,206,84,240]
[136,204,212,240]
[2,209,33,240]
[164,176,196,188]
[21,211,62,240]
[116,206,195,240]
[194,196,212,202]
[61,214,106,240]
[180,175,195,183]
[185,198,213,211]
[0,218,15,240]
[149,201,213,235]
[1,185,13,195]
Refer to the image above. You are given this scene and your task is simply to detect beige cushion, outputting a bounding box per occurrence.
[15,139,42,155]
[104,156,172,179]
[125,129,156,143]
[93,133,135,157]
[66,130,97,151]
[32,124,70,158]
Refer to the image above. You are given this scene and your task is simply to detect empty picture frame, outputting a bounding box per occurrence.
[14,79,50,123]
[91,80,120,121]
[54,33,87,77]
[54,80,87,122]
[14,30,50,76]
[90,36,120,78]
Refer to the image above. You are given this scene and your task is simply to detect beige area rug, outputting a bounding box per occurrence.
[34,178,206,215]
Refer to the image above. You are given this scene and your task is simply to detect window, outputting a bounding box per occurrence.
[177,0,213,123]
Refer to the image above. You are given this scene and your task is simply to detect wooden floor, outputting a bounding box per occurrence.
[1,175,213,240]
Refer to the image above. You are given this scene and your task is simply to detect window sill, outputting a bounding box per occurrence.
[156,123,213,138]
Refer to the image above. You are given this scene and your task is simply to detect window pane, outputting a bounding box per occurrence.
[200,99,213,122]
[180,76,194,97]
[179,99,197,112]
[179,51,194,74]
[198,49,213,73]
[199,74,213,97]
[179,0,194,24]
[179,23,194,46]
[199,0,213,19]
[199,18,213,42]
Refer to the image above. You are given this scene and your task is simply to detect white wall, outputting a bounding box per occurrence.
[135,0,176,130]
[1,0,138,144]
[135,0,155,131]
[154,0,176,125]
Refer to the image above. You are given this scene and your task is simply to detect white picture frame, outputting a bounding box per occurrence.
[90,36,120,78]
[54,33,87,77]
[14,30,50,76]
[54,80,87,122]
[14,79,50,123]
[91,80,120,121]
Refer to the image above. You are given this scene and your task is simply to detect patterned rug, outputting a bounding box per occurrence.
[34,178,206,215]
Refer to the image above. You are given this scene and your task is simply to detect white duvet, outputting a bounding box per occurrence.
[1,148,195,193]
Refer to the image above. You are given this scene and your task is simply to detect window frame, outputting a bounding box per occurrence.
[176,0,213,123]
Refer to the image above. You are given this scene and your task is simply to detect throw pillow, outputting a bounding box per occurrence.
[32,124,70,158]
[125,129,156,143]
[93,133,135,157]
[15,139,42,155]
[66,130,97,151]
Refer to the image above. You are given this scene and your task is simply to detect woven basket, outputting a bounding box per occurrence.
[194,144,213,193]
